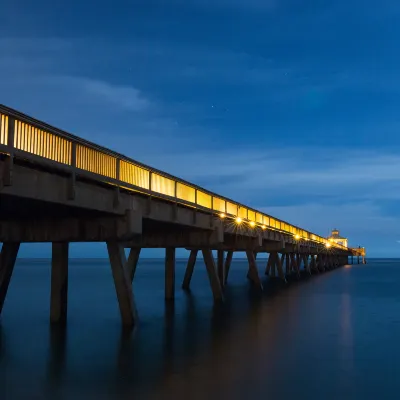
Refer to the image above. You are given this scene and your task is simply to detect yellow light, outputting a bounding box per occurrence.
[235,217,242,224]
[295,234,300,240]
[261,225,267,230]
[220,213,226,219]
[326,242,331,248]
[249,221,255,227]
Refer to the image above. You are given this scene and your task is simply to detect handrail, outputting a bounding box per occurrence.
[0,104,350,251]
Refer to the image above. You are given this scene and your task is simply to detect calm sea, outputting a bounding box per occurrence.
[0,258,399,399]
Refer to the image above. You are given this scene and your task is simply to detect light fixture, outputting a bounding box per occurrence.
[295,234,300,240]
[235,217,242,224]
[261,225,267,230]
[220,213,226,219]
[326,242,331,248]
[249,221,255,227]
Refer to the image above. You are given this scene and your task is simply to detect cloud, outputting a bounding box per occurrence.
[45,76,150,112]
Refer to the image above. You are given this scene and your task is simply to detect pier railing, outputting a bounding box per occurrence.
[0,104,348,251]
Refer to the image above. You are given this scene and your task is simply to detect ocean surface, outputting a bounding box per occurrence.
[0,257,399,399]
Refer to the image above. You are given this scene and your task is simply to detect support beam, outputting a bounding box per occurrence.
[126,248,141,282]
[328,255,332,269]
[291,253,300,278]
[0,242,20,315]
[275,252,286,282]
[106,241,137,327]
[217,250,224,287]
[202,249,224,302]
[285,253,290,276]
[269,253,277,278]
[327,255,333,270]
[224,251,233,285]
[50,242,69,325]
[303,254,310,274]
[246,250,263,290]
[165,248,176,300]
[265,253,273,275]
[182,249,198,290]
[317,254,324,272]
[310,255,318,273]
[246,251,258,280]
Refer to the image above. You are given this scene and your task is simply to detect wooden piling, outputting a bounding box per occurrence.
[217,250,224,287]
[202,249,224,302]
[50,242,69,324]
[107,241,137,327]
[165,247,176,300]
[224,251,233,285]
[182,249,198,290]
[126,248,141,282]
[0,242,20,315]
[246,250,263,290]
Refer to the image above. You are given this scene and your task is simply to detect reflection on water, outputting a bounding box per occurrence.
[340,293,354,372]
[1,259,400,399]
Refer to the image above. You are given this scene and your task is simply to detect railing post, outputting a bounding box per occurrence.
[193,189,197,224]
[149,171,152,191]
[114,158,120,208]
[4,117,15,186]
[68,142,76,200]
[147,171,153,216]
[172,180,178,220]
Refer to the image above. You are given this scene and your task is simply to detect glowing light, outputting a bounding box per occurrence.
[249,221,256,227]
[261,225,267,230]
[295,234,300,240]
[235,217,242,224]
[220,213,226,219]
[326,242,331,248]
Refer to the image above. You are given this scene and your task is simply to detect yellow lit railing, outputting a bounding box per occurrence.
[120,160,149,190]
[76,144,116,179]
[0,104,350,251]
[1,114,8,145]
[14,120,71,165]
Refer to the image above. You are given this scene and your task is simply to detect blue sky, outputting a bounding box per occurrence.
[1,0,400,257]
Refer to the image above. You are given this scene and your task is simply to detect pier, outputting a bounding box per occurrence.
[0,105,365,327]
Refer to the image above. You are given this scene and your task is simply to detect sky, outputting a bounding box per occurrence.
[1,0,400,257]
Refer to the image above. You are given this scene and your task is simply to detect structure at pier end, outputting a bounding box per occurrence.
[327,229,366,264]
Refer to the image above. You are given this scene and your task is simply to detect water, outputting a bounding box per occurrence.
[1,258,400,399]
